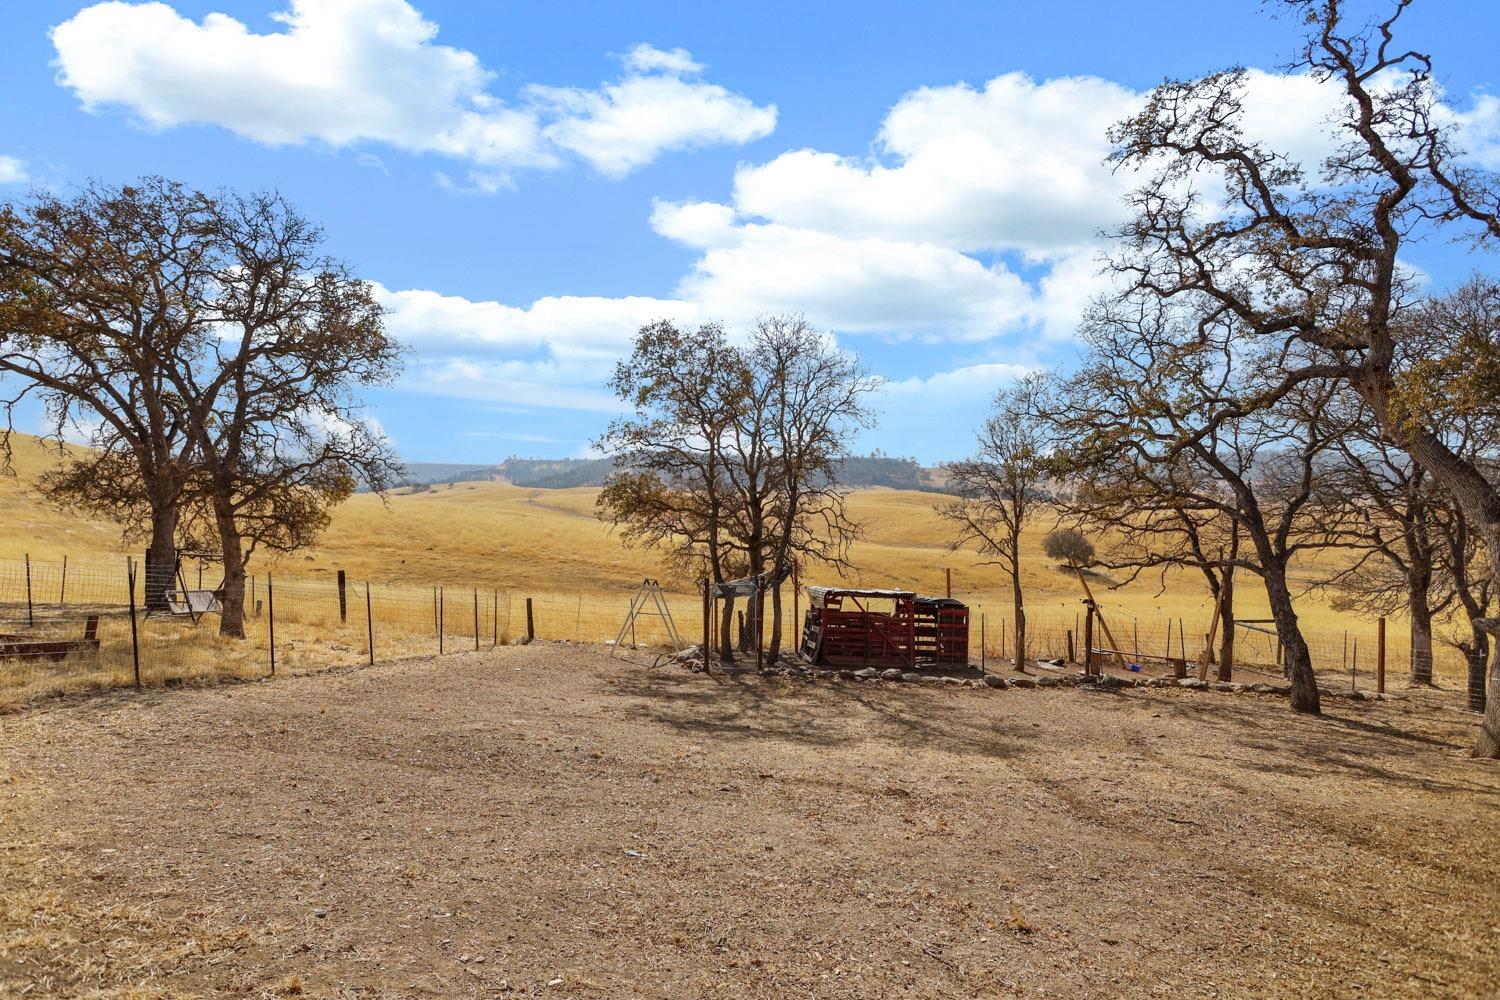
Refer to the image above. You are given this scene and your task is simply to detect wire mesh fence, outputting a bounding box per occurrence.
[0,553,1470,706]
[963,603,1457,691]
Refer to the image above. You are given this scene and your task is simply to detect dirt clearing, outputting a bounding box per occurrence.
[1,645,1496,998]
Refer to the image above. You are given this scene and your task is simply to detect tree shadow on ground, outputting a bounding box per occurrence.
[1145,692,1500,798]
[605,668,1031,761]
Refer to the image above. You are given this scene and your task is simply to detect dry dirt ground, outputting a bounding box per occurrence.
[1,645,1496,1000]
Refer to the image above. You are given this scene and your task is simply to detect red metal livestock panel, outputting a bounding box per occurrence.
[802,588,969,670]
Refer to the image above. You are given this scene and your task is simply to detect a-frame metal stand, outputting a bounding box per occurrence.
[611,579,685,658]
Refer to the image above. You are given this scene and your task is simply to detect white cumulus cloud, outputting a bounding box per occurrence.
[50,1,774,182]
[0,156,27,185]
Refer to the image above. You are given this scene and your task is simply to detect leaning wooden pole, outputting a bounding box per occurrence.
[1075,567,1125,665]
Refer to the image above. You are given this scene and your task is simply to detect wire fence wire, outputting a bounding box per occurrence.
[0,554,1466,707]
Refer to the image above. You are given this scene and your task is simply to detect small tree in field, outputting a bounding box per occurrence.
[1043,528,1095,570]
[939,373,1053,671]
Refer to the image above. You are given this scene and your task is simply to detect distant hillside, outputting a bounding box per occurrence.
[398,462,499,485]
[497,457,615,489]
[391,452,955,492]
[837,453,953,493]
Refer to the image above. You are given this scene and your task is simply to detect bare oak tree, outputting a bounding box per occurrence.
[756,315,878,659]
[1,179,401,635]
[939,373,1053,671]
[0,179,206,607]
[1105,0,1500,751]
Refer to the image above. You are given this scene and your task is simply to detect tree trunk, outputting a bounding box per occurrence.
[1216,564,1235,683]
[768,578,783,662]
[719,595,735,662]
[212,499,247,640]
[1408,577,1435,686]
[1263,564,1321,714]
[738,595,759,653]
[1476,661,1500,759]
[1463,632,1489,714]
[1011,568,1026,671]
[143,505,179,612]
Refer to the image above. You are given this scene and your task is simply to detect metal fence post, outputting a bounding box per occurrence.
[493,590,499,647]
[126,559,141,688]
[1084,607,1095,676]
[24,553,34,628]
[59,554,67,606]
[439,587,445,654]
[473,588,480,651]
[268,573,276,677]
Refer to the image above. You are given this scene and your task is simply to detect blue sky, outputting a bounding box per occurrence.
[2,0,1498,464]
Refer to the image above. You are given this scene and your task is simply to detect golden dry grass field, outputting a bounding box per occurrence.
[0,432,1458,689]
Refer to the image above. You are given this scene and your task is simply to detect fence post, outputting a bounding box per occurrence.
[1084,607,1094,676]
[25,553,34,628]
[701,579,711,661]
[337,569,347,624]
[366,582,375,666]
[1377,617,1386,694]
[126,559,141,688]
[474,589,480,651]
[59,554,67,606]
[493,590,499,647]
[439,587,445,654]
[792,564,800,649]
[526,597,535,641]
[1067,629,1075,664]
[980,613,986,673]
[267,573,276,677]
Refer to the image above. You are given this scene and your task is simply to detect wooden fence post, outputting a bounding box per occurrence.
[267,573,276,677]
[1377,617,1386,694]
[365,582,374,666]
[792,564,799,650]
[337,569,347,623]
[1067,629,1075,664]
[526,597,535,641]
[701,580,711,662]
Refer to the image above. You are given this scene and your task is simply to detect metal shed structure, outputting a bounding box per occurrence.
[800,587,969,669]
